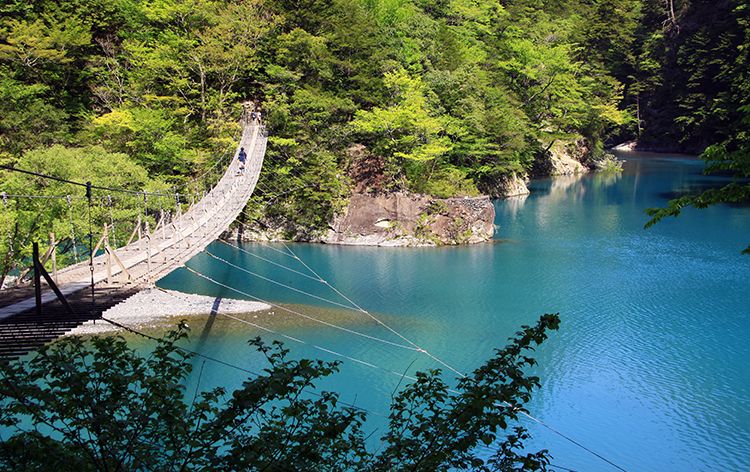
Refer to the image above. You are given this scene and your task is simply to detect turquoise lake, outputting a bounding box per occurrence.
[158,152,750,471]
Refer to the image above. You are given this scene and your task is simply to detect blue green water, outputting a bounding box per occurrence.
[158,152,750,471]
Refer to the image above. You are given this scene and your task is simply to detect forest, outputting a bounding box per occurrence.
[1,0,749,274]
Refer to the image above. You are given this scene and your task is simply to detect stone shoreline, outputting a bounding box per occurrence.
[66,288,270,336]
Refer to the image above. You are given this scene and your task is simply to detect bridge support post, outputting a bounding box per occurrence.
[127,217,142,251]
[92,225,107,257]
[138,218,143,251]
[32,242,73,316]
[15,239,58,287]
[105,243,132,284]
[50,233,57,283]
[33,243,42,316]
[104,224,112,284]
[175,224,181,249]
[145,221,152,285]
[176,206,186,247]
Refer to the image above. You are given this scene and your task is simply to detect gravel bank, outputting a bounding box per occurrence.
[66,288,270,336]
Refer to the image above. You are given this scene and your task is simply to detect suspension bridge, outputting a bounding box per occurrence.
[0,117,267,360]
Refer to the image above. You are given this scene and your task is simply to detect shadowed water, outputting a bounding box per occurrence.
[154,152,750,471]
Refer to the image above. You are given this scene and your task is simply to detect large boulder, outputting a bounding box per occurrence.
[322,192,495,246]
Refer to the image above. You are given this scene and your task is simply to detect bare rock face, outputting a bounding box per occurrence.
[345,144,388,193]
[495,173,531,198]
[476,172,530,198]
[532,140,591,177]
[322,192,495,246]
[611,140,638,151]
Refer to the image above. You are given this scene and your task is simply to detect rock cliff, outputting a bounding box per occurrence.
[480,173,531,198]
[322,192,495,246]
[532,139,622,177]
[224,192,496,247]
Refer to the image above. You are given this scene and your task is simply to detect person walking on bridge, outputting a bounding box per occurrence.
[237,147,247,175]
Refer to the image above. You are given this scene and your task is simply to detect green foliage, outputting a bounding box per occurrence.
[0,145,171,282]
[617,0,750,152]
[87,107,196,175]
[4,0,747,244]
[0,75,69,157]
[0,314,561,470]
[351,69,452,166]
[417,165,479,198]
[0,0,645,243]
[643,0,750,253]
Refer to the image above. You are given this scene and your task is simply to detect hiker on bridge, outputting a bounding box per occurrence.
[237,147,247,175]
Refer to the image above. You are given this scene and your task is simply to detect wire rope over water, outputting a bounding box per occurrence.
[211,239,629,471]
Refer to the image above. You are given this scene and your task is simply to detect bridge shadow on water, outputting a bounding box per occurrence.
[192,296,222,357]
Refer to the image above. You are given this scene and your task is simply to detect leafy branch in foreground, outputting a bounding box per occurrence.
[644,140,750,254]
[644,7,750,253]
[0,314,560,471]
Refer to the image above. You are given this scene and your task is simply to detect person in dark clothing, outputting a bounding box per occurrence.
[237,147,247,175]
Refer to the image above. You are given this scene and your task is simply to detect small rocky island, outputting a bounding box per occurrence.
[226,140,621,247]
[322,192,494,246]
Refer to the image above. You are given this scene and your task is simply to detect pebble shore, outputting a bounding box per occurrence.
[66,288,270,336]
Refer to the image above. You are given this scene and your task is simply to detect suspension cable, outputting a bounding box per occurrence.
[183,267,424,381]
[217,239,325,282]
[276,240,465,378]
[99,314,387,418]
[0,193,86,200]
[273,242,628,472]
[0,165,198,198]
[203,250,359,312]
[181,265,418,351]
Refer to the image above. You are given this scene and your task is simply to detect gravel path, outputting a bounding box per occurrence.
[66,288,270,336]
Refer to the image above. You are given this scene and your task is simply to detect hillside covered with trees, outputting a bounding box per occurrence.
[1,0,749,250]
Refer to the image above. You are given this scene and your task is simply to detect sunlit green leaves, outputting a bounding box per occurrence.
[0,315,560,470]
[351,69,452,166]
[0,145,170,277]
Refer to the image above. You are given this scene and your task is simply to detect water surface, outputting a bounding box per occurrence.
[158,152,750,471]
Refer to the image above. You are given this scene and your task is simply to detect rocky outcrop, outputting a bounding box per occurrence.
[496,173,530,197]
[225,192,496,246]
[478,172,531,199]
[611,141,638,151]
[533,139,623,176]
[322,192,495,246]
[532,140,590,177]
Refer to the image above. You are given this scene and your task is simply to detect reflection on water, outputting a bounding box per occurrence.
[501,192,528,218]
[591,169,622,188]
